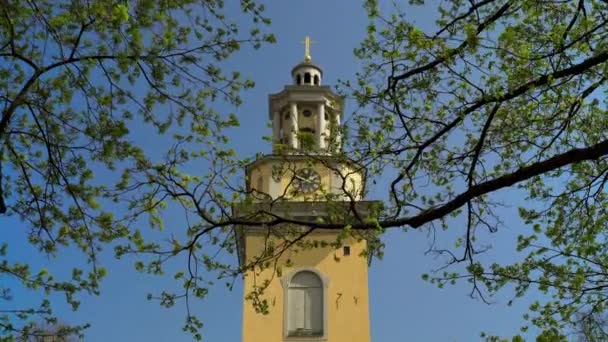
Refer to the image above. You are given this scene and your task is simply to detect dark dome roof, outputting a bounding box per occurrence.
[291,61,323,76]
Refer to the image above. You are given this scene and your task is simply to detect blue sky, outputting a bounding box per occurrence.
[3,1,542,341]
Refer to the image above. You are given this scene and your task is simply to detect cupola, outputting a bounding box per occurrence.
[291,36,323,86]
[268,37,343,154]
[291,62,322,86]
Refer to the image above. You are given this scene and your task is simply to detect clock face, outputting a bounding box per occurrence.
[294,168,321,193]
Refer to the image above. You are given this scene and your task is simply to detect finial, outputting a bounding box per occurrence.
[300,35,315,62]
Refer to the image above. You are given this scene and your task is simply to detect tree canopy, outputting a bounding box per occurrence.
[0,0,273,339]
[348,0,608,339]
[4,0,608,340]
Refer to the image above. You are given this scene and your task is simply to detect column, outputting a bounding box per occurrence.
[317,103,326,150]
[334,112,341,153]
[290,102,298,149]
[272,111,280,150]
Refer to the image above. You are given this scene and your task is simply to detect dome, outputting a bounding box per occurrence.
[291,61,323,86]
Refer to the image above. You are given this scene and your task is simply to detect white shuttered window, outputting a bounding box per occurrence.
[287,271,323,336]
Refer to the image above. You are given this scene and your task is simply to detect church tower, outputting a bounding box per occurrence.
[235,38,377,342]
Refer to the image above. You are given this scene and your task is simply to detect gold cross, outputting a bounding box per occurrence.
[300,35,315,62]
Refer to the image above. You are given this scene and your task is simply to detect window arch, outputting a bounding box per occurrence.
[286,271,324,337]
[304,72,311,84]
[296,74,302,85]
[313,75,319,85]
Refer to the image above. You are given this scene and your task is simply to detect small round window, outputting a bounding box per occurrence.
[303,110,312,117]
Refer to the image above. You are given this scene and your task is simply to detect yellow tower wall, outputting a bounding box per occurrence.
[241,230,371,342]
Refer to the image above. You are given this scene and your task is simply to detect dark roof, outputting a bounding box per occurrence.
[291,61,323,76]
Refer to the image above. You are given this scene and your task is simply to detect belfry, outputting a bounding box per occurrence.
[234,37,378,342]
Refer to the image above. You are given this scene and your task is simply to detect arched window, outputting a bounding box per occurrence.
[304,72,311,84]
[287,271,323,337]
[296,74,302,85]
[313,75,319,85]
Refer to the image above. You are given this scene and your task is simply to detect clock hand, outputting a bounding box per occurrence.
[295,175,315,184]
